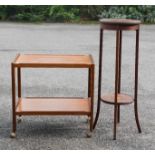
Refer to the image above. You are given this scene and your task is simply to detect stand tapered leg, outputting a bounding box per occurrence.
[117,30,122,123]
[134,29,142,133]
[93,29,103,129]
[113,30,120,140]
[114,105,118,140]
[117,105,120,123]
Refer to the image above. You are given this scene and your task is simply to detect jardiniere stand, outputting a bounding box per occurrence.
[93,19,142,140]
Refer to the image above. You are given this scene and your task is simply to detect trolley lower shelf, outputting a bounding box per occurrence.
[16,97,91,115]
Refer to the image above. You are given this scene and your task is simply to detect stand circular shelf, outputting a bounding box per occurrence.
[101,93,134,105]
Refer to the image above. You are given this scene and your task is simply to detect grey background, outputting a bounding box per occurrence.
[0,23,154,149]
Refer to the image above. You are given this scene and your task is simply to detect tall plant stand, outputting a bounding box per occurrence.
[93,19,142,140]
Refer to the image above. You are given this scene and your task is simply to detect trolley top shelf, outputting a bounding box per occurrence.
[12,54,94,68]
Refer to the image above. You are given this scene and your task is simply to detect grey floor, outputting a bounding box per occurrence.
[0,23,154,150]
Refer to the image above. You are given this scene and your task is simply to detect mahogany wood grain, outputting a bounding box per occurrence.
[93,18,142,140]
[11,53,95,137]
[100,19,141,31]
[16,98,91,115]
[100,18,141,25]
[101,93,133,105]
[13,54,94,68]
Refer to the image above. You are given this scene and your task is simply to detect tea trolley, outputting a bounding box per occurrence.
[11,54,94,138]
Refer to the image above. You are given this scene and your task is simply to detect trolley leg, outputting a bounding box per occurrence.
[11,64,16,138]
[17,67,21,98]
[17,67,22,123]
[87,68,91,123]
[93,28,103,129]
[87,65,94,138]
[134,29,142,133]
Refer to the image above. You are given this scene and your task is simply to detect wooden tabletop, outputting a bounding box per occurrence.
[13,54,94,68]
[100,18,141,25]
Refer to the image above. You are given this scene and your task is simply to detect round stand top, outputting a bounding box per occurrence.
[100,18,141,30]
[100,18,141,25]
